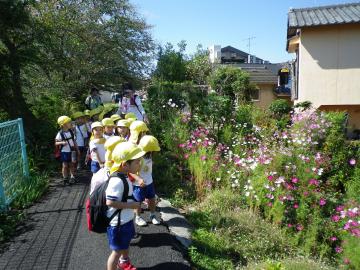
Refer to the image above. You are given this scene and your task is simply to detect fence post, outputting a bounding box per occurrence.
[17,118,29,178]
[0,174,6,211]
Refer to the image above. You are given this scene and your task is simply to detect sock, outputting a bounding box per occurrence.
[120,257,129,263]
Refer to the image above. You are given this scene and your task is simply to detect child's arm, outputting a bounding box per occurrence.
[93,148,104,167]
[106,200,140,209]
[55,140,66,146]
[129,173,145,187]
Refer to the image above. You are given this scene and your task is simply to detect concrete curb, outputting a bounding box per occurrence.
[158,199,193,249]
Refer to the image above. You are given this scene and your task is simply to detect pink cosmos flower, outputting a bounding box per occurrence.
[344,258,350,265]
[200,155,207,161]
[309,179,319,186]
[336,205,345,212]
[184,154,189,159]
[330,236,337,241]
[319,198,327,206]
[294,203,299,209]
[287,224,293,228]
[303,191,309,197]
[267,202,273,207]
[349,158,356,166]
[331,215,340,222]
[267,175,274,181]
[291,177,299,183]
[296,224,304,231]
[335,246,343,253]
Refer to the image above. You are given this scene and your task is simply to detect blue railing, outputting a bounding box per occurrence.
[0,118,29,210]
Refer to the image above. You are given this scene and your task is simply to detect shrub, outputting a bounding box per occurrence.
[268,99,292,118]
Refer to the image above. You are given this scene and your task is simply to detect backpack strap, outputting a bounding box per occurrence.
[60,130,76,150]
[107,172,131,224]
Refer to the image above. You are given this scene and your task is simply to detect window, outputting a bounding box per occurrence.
[250,88,260,101]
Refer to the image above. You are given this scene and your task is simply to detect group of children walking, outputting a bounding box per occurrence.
[55,102,161,270]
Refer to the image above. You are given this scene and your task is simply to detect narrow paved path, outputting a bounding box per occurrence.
[0,171,191,270]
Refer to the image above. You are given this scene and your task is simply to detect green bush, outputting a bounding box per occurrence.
[268,99,292,118]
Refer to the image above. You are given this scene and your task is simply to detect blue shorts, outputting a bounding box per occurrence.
[107,221,135,251]
[91,161,100,173]
[133,183,156,202]
[61,152,71,163]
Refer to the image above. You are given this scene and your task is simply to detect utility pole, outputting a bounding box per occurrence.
[243,36,256,55]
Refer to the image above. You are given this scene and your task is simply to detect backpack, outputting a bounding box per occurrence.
[54,129,75,161]
[86,172,131,233]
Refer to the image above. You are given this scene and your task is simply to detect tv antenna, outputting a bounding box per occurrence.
[243,36,256,55]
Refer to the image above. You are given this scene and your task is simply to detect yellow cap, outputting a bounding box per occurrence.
[111,114,121,122]
[127,118,136,125]
[139,135,161,152]
[104,136,126,151]
[101,118,115,127]
[98,103,118,120]
[84,110,91,116]
[91,121,103,130]
[57,116,72,126]
[125,112,137,120]
[110,142,146,174]
[130,120,149,133]
[104,136,126,169]
[89,106,103,117]
[117,119,130,128]
[72,111,85,119]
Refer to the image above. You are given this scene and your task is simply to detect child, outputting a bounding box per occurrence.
[73,111,88,169]
[102,118,115,140]
[106,142,146,270]
[89,122,106,174]
[116,119,131,141]
[129,120,149,144]
[133,135,161,226]
[90,136,125,195]
[55,116,80,185]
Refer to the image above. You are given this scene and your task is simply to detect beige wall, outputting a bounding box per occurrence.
[296,24,360,108]
[252,84,292,109]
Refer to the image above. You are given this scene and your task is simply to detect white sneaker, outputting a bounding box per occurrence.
[135,216,147,226]
[150,215,161,225]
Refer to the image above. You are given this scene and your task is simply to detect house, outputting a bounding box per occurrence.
[286,2,360,134]
[209,45,290,108]
[238,63,292,109]
[209,45,269,64]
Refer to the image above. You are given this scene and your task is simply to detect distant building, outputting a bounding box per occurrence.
[237,63,292,109]
[208,45,269,64]
[286,2,360,135]
[209,45,290,109]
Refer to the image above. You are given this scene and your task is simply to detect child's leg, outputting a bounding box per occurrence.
[62,162,69,178]
[107,250,121,270]
[70,161,76,177]
[148,198,156,213]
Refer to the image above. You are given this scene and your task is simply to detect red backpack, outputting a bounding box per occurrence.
[86,172,130,233]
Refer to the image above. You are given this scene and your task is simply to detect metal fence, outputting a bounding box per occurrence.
[0,118,29,210]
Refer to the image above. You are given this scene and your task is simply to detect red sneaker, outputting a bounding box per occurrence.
[117,260,137,270]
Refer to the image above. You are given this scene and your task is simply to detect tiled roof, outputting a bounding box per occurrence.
[239,65,278,84]
[288,2,360,37]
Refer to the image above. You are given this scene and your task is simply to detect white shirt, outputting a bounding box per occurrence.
[55,130,75,152]
[137,158,153,186]
[89,140,106,162]
[75,125,87,147]
[120,96,146,121]
[106,175,135,226]
[103,133,114,140]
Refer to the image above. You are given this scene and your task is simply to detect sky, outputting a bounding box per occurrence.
[131,0,353,63]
